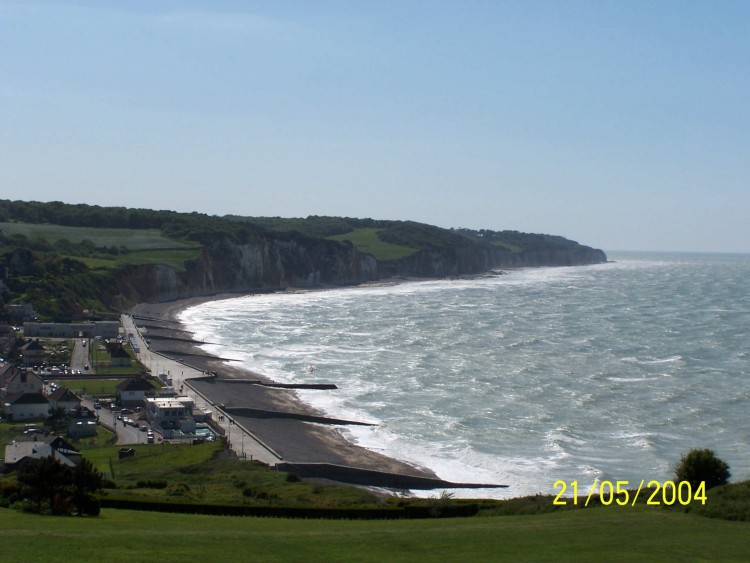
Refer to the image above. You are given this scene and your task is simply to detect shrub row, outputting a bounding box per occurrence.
[99,497,479,520]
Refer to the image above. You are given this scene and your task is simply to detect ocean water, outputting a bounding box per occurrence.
[179,252,750,498]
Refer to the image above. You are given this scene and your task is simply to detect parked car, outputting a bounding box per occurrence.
[139,425,147,432]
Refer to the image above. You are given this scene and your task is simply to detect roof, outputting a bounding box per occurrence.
[0,367,43,389]
[5,392,49,406]
[4,435,80,466]
[147,397,186,409]
[48,386,82,403]
[0,363,20,386]
[117,377,156,392]
[21,340,45,352]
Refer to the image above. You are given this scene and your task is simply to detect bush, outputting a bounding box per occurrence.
[675,448,731,490]
[136,479,168,489]
[166,483,191,497]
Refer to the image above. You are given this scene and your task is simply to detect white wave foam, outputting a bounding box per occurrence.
[177,253,750,498]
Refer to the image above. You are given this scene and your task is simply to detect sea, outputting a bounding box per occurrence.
[179,252,750,498]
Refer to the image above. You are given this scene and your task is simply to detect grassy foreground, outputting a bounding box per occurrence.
[0,506,747,562]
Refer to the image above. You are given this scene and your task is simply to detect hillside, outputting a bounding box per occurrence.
[1,200,606,321]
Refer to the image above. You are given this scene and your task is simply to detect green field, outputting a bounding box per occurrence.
[72,248,202,272]
[1,221,202,271]
[492,240,523,253]
[328,228,418,261]
[0,505,747,562]
[0,222,191,251]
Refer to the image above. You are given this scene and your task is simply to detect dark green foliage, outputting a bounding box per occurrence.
[135,479,168,489]
[237,215,356,238]
[165,483,191,497]
[14,456,104,516]
[693,481,750,521]
[0,199,178,230]
[675,448,731,490]
[0,481,22,508]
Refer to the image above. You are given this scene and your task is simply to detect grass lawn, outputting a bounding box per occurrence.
[83,441,381,507]
[50,378,126,396]
[328,228,417,261]
[0,505,747,562]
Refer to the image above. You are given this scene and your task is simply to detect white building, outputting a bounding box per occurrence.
[3,392,49,421]
[145,397,196,435]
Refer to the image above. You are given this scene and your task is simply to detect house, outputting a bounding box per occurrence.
[1,367,47,420]
[48,387,82,414]
[68,407,98,439]
[20,340,45,367]
[0,365,44,397]
[116,377,156,408]
[4,435,82,467]
[145,397,196,436]
[3,392,50,421]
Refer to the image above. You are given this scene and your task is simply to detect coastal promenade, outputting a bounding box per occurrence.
[120,313,282,466]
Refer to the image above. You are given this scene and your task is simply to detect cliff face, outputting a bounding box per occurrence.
[115,236,378,303]
[114,234,606,305]
[380,245,608,277]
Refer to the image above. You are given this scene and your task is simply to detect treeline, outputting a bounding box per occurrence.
[0,199,267,245]
[0,199,176,230]
[234,215,594,255]
[459,228,594,253]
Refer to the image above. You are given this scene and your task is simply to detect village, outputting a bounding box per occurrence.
[0,313,220,471]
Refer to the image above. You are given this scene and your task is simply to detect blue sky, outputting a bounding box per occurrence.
[2,1,749,252]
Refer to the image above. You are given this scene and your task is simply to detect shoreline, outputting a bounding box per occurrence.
[130,288,506,491]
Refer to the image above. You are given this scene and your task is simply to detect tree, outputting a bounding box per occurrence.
[675,448,730,490]
[15,456,103,515]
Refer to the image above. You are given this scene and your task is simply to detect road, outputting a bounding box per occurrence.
[81,396,149,445]
[70,338,90,374]
[121,314,280,465]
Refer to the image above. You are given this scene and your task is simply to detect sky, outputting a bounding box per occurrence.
[2,1,749,253]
